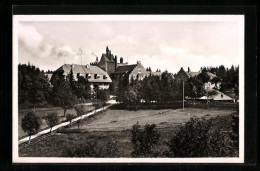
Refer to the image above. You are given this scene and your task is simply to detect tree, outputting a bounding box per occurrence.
[74,105,86,129]
[74,76,91,100]
[66,113,75,125]
[21,111,41,144]
[50,70,77,117]
[197,71,210,84]
[96,89,110,109]
[93,99,102,114]
[185,76,204,100]
[45,112,59,132]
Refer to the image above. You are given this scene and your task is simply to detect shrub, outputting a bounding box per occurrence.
[62,140,100,157]
[168,116,238,157]
[62,140,118,157]
[45,112,59,132]
[131,122,160,157]
[99,141,119,158]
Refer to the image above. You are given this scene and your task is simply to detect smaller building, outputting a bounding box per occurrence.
[52,64,112,91]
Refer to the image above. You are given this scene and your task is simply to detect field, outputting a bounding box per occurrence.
[18,105,95,139]
[19,104,238,157]
[68,107,236,131]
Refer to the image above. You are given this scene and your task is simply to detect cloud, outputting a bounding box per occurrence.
[18,23,43,48]
[18,22,81,61]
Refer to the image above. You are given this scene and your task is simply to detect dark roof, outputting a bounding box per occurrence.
[112,64,137,75]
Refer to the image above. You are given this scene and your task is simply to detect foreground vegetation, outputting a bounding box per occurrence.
[19,106,238,157]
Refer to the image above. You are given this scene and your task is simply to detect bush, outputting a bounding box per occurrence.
[131,122,160,157]
[168,116,238,157]
[62,140,100,157]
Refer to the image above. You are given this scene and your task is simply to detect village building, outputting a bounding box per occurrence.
[90,47,128,75]
[175,67,221,90]
[51,64,112,91]
[110,61,162,82]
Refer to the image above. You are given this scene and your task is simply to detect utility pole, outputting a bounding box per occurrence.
[183,81,184,112]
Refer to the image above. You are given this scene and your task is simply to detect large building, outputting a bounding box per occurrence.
[52,64,112,90]
[90,47,128,75]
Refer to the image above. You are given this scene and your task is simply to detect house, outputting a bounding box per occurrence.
[52,64,112,91]
[90,46,128,75]
[175,67,221,89]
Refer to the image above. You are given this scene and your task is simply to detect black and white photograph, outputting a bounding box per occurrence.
[12,15,244,163]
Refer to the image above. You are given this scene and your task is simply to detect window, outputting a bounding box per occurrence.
[85,74,89,78]
[138,68,142,73]
[103,75,107,79]
[77,73,80,78]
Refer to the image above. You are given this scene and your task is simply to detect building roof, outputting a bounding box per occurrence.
[101,53,115,62]
[112,64,137,75]
[56,64,112,83]
[199,89,233,101]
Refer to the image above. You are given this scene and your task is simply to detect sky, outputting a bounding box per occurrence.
[15,15,244,74]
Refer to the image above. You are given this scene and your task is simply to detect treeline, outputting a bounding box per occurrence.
[201,65,239,92]
[116,71,183,108]
[18,63,109,113]
[18,63,51,108]
[115,65,239,108]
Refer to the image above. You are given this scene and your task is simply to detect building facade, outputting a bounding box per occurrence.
[111,61,162,82]
[52,64,112,91]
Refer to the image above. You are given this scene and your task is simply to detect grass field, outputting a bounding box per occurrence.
[18,105,95,139]
[68,107,236,132]
[19,104,238,157]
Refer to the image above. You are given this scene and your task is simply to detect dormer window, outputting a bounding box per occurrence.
[86,74,91,79]
[94,74,100,79]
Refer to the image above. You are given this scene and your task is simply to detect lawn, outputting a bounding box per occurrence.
[18,105,95,139]
[19,104,238,157]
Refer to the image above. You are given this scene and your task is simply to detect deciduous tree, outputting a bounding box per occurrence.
[45,112,59,132]
[21,111,41,144]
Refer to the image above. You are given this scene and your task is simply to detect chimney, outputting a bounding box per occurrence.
[115,55,117,71]
[120,57,123,63]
